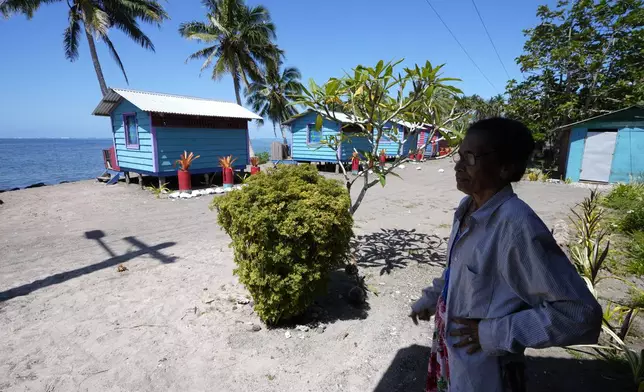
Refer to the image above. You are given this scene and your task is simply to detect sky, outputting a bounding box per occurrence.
[0,0,554,139]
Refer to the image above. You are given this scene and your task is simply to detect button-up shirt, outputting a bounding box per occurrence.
[412,185,602,391]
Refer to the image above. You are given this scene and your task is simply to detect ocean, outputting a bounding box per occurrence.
[0,138,278,191]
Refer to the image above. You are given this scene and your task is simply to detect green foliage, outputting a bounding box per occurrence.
[179,0,281,105]
[569,190,610,294]
[603,183,644,212]
[295,58,464,214]
[505,0,644,159]
[210,164,353,325]
[565,178,573,185]
[626,231,644,276]
[621,206,644,234]
[246,62,302,143]
[256,151,270,165]
[527,170,540,181]
[145,182,170,199]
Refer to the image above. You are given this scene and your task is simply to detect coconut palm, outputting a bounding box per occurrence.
[245,63,302,144]
[2,0,168,97]
[179,0,281,105]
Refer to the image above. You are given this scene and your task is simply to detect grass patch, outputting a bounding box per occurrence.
[626,232,644,276]
[602,183,644,212]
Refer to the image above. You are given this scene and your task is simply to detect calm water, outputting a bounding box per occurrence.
[0,139,112,190]
[0,138,277,191]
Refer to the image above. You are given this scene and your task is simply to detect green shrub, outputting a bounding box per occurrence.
[603,183,644,212]
[256,151,270,165]
[626,231,644,275]
[211,164,353,325]
[620,204,644,233]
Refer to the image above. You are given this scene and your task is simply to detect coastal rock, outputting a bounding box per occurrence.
[223,187,233,193]
[416,167,422,171]
[179,192,193,199]
[205,188,216,195]
[248,324,262,332]
[296,325,309,332]
[285,331,292,339]
[25,183,46,189]
[169,192,180,199]
[438,169,445,173]
[214,187,224,194]
[399,165,405,169]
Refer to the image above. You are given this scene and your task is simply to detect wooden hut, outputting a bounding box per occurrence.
[93,88,261,185]
[282,109,416,163]
[559,105,644,183]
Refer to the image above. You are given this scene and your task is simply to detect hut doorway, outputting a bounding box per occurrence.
[579,130,617,182]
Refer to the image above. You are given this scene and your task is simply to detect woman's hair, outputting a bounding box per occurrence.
[467,117,535,182]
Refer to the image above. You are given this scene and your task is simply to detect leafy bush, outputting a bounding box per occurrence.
[603,183,644,212]
[626,231,644,275]
[256,151,270,165]
[211,164,353,325]
[620,204,644,233]
[527,170,540,181]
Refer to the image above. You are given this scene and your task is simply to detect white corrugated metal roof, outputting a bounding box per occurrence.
[92,88,262,120]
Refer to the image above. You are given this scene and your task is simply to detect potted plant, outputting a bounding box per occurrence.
[416,148,424,162]
[250,156,261,175]
[351,151,360,175]
[408,148,416,161]
[379,149,386,170]
[175,151,200,191]
[219,155,237,189]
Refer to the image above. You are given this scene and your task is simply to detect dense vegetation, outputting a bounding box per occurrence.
[211,165,353,325]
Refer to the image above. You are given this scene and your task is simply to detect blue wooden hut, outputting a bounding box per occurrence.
[560,105,644,183]
[93,88,261,185]
[282,109,416,163]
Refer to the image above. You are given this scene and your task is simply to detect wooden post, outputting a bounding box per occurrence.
[158,177,165,188]
[138,173,144,189]
[124,172,130,185]
[335,164,340,174]
[204,174,210,187]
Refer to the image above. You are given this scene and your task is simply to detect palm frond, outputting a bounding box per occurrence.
[102,34,129,84]
[64,9,81,61]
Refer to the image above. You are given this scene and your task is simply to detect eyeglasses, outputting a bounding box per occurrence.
[452,151,496,166]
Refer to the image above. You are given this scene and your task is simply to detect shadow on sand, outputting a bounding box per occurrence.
[352,228,447,275]
[373,344,633,392]
[0,230,177,302]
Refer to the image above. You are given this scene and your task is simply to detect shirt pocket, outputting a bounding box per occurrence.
[461,264,494,318]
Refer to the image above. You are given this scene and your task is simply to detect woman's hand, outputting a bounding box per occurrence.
[409,309,431,325]
[450,317,481,354]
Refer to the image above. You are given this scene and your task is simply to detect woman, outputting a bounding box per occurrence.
[410,118,602,392]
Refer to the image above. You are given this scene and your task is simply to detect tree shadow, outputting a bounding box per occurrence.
[372,345,634,392]
[352,229,447,275]
[0,231,177,302]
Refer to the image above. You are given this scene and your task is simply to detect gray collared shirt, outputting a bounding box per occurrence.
[412,185,602,391]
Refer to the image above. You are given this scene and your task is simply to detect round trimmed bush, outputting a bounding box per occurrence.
[210,164,353,325]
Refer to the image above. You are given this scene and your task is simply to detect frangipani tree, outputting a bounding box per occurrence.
[296,59,464,214]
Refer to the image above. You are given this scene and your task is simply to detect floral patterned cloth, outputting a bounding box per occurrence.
[426,295,449,392]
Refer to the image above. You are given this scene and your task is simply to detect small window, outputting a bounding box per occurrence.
[307,123,322,144]
[124,114,139,149]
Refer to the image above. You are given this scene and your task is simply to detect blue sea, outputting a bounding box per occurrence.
[0,138,277,191]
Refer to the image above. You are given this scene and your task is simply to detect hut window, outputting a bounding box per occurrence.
[307,123,322,144]
[124,114,139,149]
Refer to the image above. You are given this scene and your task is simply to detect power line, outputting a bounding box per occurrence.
[421,0,498,92]
[470,0,511,80]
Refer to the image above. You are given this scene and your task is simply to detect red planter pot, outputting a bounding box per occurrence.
[223,167,234,188]
[416,152,424,161]
[178,170,191,191]
[250,166,261,175]
[379,154,386,169]
[409,152,415,161]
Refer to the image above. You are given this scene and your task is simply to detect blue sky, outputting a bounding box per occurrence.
[0,0,552,139]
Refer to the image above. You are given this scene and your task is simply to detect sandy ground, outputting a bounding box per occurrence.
[0,160,634,391]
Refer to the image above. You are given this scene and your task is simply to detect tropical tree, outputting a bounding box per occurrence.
[297,59,464,214]
[245,62,302,144]
[505,0,644,145]
[460,94,506,122]
[1,0,168,97]
[179,0,281,105]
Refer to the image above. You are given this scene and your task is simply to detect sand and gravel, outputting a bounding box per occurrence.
[0,159,634,391]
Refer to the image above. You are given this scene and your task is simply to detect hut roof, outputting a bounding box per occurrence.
[555,105,644,130]
[92,88,262,120]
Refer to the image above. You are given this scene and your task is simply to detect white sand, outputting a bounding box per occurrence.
[0,160,632,391]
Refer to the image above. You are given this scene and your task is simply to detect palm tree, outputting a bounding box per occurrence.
[179,0,281,105]
[245,63,302,144]
[1,0,168,97]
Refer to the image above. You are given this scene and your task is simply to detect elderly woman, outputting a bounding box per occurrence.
[410,118,602,392]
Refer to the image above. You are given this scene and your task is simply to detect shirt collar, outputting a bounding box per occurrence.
[456,185,516,225]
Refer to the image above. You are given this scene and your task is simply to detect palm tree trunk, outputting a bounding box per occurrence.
[84,25,109,97]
